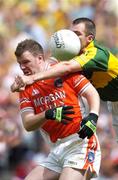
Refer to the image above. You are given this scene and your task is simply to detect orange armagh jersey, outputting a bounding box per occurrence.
[19,73,90,142]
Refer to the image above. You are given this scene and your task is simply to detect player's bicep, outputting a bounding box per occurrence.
[21,110,35,128]
[81,84,100,114]
[82,83,99,100]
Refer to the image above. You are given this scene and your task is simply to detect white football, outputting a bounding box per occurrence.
[49,29,81,61]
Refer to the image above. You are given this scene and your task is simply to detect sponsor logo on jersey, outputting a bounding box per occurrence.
[33,90,66,107]
[32,89,40,96]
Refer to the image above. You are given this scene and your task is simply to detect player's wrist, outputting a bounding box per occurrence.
[88,113,98,123]
[45,108,56,120]
[78,112,98,139]
[55,107,63,122]
[85,113,98,132]
[90,111,99,116]
[85,121,96,133]
[45,107,63,122]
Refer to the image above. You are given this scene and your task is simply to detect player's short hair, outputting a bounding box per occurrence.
[15,39,44,57]
[72,17,96,39]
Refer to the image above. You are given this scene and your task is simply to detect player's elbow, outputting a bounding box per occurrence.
[22,119,35,132]
[23,123,33,132]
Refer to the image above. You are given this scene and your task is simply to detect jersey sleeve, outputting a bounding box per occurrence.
[19,90,34,115]
[67,73,91,95]
[74,41,108,72]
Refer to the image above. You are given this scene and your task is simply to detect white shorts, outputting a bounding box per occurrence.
[107,101,118,141]
[40,130,101,178]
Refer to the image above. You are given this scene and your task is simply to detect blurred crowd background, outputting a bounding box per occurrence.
[0,0,118,179]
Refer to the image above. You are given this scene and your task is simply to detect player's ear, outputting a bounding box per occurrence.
[38,54,44,61]
[87,35,94,42]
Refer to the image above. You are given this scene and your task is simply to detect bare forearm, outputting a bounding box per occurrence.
[82,84,100,115]
[22,111,46,131]
[11,60,82,92]
[32,60,81,82]
[33,61,69,82]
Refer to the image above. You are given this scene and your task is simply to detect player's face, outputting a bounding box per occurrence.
[17,51,44,75]
[70,22,93,50]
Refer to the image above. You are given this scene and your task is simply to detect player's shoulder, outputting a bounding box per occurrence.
[94,40,110,54]
[63,72,89,91]
[84,40,111,60]
[63,72,85,82]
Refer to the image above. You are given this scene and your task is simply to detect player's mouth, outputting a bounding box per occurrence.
[23,71,32,76]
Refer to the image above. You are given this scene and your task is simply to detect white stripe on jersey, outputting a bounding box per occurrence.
[74,76,86,88]
[20,98,31,105]
[79,83,91,95]
[20,107,34,115]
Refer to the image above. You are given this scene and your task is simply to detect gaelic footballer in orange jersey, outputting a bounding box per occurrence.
[12,39,101,179]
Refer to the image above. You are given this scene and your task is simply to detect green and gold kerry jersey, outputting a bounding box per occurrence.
[75,40,118,101]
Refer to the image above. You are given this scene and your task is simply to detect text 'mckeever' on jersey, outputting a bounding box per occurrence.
[19,73,90,143]
[75,40,118,101]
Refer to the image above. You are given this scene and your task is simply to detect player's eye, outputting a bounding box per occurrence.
[73,31,81,36]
